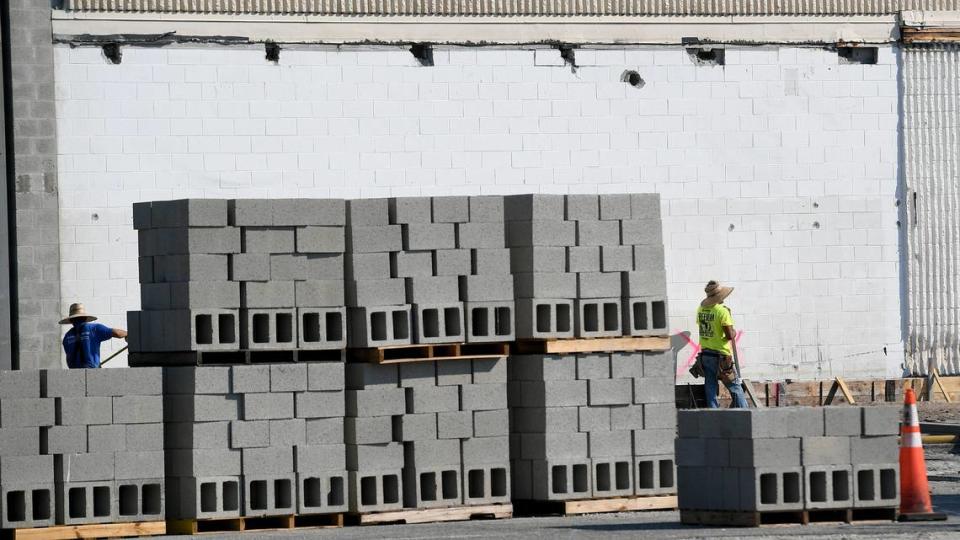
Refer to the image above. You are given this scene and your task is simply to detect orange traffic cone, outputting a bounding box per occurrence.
[898,388,946,521]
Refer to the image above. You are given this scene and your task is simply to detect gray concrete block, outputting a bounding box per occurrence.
[0,427,39,456]
[474,409,509,437]
[141,281,240,310]
[241,308,298,350]
[588,430,632,458]
[633,429,675,456]
[346,363,399,390]
[154,254,229,282]
[504,194,566,222]
[151,199,228,228]
[242,281,295,308]
[634,454,676,497]
[347,198,390,227]
[471,248,511,274]
[436,360,471,386]
[643,351,676,378]
[432,196,469,223]
[514,272,576,298]
[270,418,307,447]
[295,391,345,419]
[272,199,345,227]
[510,246,566,273]
[403,466,462,509]
[643,403,677,430]
[346,416,393,445]
[437,411,473,439]
[2,398,54,427]
[623,296,669,336]
[705,438,731,467]
[566,246,601,273]
[599,194,631,221]
[244,227,295,253]
[464,300,514,343]
[852,463,899,508]
[230,420,270,449]
[347,470,403,513]
[88,424,125,453]
[346,279,406,306]
[348,306,412,347]
[824,407,861,436]
[630,193,661,220]
[295,445,346,473]
[621,219,663,245]
[296,226,345,253]
[801,436,852,466]
[389,197,432,224]
[298,307,347,349]
[609,405,645,431]
[576,353,610,380]
[270,253,343,280]
[138,256,154,283]
[576,220,620,246]
[862,406,899,436]
[429,249,469,276]
[395,413,437,441]
[412,303,465,344]
[170,475,241,519]
[634,377,675,405]
[57,397,111,426]
[54,480,115,525]
[521,432,588,460]
[346,252,392,279]
[578,406,611,432]
[457,223,505,249]
[622,270,667,298]
[462,436,510,465]
[115,451,165,480]
[271,364,308,392]
[468,195,504,223]
[347,225,402,253]
[580,299,623,340]
[125,422,163,451]
[588,379,632,406]
[406,277,460,304]
[231,365,269,394]
[512,407,579,433]
[677,466,705,509]
[243,392,294,421]
[461,383,507,411]
[242,447,295,474]
[591,457,634,498]
[472,358,507,384]
[306,418,345,445]
[405,386,459,414]
[403,223,456,250]
[54,454,109,482]
[138,227,241,256]
[507,221,576,247]
[565,194,599,221]
[47,425,88,454]
[133,201,153,230]
[459,275,515,301]
[674,438,705,466]
[156,309,240,352]
[229,199,272,226]
[509,354,576,381]
[398,362,436,387]
[578,272,622,298]
[632,244,665,273]
[346,387,406,417]
[850,435,898,464]
[164,421,231,449]
[802,464,854,510]
[788,407,828,437]
[729,437,803,468]
[610,352,643,379]
[518,380,588,408]
[601,246,634,272]
[41,369,84,398]
[308,362,345,392]
[391,251,433,278]
[348,442,404,470]
[113,478,165,523]
[528,458,593,501]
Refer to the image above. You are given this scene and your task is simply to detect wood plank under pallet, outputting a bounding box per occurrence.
[513,336,670,355]
[6,521,166,540]
[514,495,676,517]
[680,507,897,527]
[166,513,343,535]
[351,342,510,364]
[348,504,512,525]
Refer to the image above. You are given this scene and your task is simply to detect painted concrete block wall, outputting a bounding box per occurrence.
[52,44,902,378]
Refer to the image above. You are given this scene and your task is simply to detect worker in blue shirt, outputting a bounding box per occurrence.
[60,303,127,369]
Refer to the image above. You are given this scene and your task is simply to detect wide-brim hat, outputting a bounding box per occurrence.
[701,280,734,307]
[59,303,97,324]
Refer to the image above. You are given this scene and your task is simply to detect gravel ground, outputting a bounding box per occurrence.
[919,402,960,424]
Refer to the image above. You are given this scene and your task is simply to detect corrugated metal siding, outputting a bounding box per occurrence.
[903,45,960,376]
[59,0,960,16]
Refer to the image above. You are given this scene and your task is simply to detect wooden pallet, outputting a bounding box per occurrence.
[680,507,898,527]
[347,503,512,525]
[350,342,510,364]
[3,521,165,540]
[129,348,346,366]
[166,513,343,535]
[515,495,677,517]
[513,336,669,355]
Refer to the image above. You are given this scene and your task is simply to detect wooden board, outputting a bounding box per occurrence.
[166,513,342,535]
[514,336,669,354]
[680,507,896,527]
[562,495,677,515]
[352,504,512,525]
[351,343,509,364]
[9,521,166,540]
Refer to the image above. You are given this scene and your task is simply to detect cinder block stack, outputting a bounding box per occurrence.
[508,351,677,501]
[163,364,347,520]
[504,194,668,339]
[675,406,900,513]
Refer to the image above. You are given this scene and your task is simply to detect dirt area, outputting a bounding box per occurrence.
[919,402,960,424]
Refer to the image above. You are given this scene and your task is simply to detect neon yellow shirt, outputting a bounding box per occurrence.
[697,304,734,356]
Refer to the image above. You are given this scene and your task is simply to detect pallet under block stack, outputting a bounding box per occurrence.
[676,406,900,526]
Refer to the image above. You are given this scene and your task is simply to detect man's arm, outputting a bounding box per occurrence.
[723,325,736,342]
[112,328,128,339]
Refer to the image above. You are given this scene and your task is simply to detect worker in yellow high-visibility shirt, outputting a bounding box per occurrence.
[696,281,747,408]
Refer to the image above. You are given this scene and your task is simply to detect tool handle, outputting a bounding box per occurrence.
[99,345,128,367]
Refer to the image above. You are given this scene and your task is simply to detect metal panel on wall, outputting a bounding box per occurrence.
[903,44,960,376]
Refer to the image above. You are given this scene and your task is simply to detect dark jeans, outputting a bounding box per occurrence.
[701,350,748,409]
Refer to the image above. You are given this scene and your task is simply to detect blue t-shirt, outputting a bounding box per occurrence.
[62,322,114,369]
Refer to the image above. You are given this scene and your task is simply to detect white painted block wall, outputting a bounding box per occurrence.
[53,44,903,378]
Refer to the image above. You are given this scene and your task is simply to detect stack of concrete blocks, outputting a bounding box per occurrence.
[508,351,677,501]
[131,199,242,353]
[163,364,347,520]
[503,194,667,339]
[675,406,900,513]
[0,369,166,529]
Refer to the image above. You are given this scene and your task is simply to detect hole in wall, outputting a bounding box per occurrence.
[265,42,281,63]
[621,70,645,89]
[686,47,725,66]
[102,43,122,65]
[559,45,577,71]
[838,46,877,65]
[410,43,434,67]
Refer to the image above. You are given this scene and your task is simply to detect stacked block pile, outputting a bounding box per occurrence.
[508,351,677,501]
[163,364,347,520]
[345,358,510,513]
[0,369,165,529]
[675,407,900,513]
[345,196,514,348]
[504,193,667,339]
[131,198,347,354]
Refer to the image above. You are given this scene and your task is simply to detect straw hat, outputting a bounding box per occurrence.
[701,280,734,308]
[59,303,97,325]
